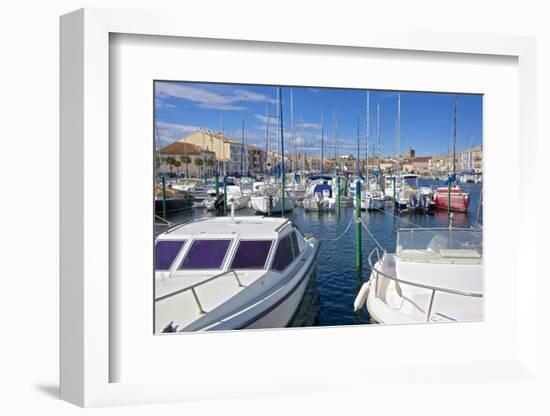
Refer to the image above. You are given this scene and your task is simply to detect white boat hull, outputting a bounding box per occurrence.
[250,194,295,214]
[365,251,483,324]
[303,196,336,212]
[245,260,316,329]
[354,196,386,211]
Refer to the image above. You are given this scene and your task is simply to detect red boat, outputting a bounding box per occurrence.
[434,186,470,212]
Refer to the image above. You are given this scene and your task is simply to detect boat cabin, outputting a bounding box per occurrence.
[154,216,313,332]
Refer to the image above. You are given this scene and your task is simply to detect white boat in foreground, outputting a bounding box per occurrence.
[354,227,483,324]
[155,216,319,332]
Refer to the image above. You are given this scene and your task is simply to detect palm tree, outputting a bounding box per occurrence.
[194,157,204,177]
[179,155,191,178]
[164,156,176,175]
[205,158,215,176]
[173,160,182,177]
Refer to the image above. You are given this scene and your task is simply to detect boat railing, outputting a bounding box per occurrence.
[367,247,483,323]
[156,269,245,315]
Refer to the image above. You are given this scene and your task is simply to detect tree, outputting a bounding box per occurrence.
[205,158,215,176]
[194,157,204,177]
[173,160,181,176]
[179,155,191,177]
[164,156,176,175]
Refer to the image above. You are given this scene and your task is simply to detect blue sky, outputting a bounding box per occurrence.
[154,81,482,158]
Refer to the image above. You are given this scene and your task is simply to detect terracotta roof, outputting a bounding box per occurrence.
[413,156,432,163]
[160,142,208,155]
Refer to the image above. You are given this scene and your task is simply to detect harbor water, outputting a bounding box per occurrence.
[155,179,482,328]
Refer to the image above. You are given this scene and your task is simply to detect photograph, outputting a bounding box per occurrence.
[153,81,483,333]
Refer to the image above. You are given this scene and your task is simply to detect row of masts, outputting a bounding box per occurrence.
[249,89,392,178]
[219,90,459,179]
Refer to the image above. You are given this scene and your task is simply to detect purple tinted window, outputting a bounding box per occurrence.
[272,236,294,272]
[230,240,273,269]
[291,232,301,256]
[155,240,185,270]
[179,239,231,269]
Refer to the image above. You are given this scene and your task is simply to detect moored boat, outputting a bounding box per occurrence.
[434,185,470,213]
[354,227,483,324]
[250,191,295,215]
[155,216,319,331]
[302,175,337,212]
[154,187,194,214]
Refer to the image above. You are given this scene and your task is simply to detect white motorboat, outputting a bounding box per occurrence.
[155,216,319,332]
[390,174,435,214]
[384,175,400,201]
[302,175,337,212]
[223,185,250,210]
[250,190,295,215]
[354,188,386,211]
[354,227,483,324]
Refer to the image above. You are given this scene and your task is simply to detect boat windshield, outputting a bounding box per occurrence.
[155,240,186,270]
[179,239,232,269]
[397,229,482,264]
[230,240,273,269]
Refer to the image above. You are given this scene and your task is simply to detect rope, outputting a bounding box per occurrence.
[318,216,354,242]
[359,217,386,252]
[155,215,175,226]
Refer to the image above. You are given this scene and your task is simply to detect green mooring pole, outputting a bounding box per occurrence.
[337,176,341,211]
[355,180,362,270]
[392,176,396,209]
[447,180,452,219]
[161,175,167,219]
[223,176,228,215]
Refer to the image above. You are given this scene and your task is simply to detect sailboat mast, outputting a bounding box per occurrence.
[278,87,286,215]
[290,89,295,174]
[154,119,162,172]
[265,103,270,174]
[453,95,457,174]
[365,91,370,186]
[335,110,339,174]
[301,109,305,172]
[356,110,360,176]
[320,114,324,174]
[377,103,381,171]
[397,93,401,173]
[240,102,245,176]
[378,104,380,168]
[333,111,337,175]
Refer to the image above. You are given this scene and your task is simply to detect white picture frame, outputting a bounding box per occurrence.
[60,8,537,407]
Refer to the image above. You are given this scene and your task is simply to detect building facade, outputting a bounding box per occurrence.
[178,129,268,175]
[158,142,215,178]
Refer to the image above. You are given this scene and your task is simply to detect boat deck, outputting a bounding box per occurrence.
[163,216,289,239]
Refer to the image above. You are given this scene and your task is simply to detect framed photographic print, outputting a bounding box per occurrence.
[60,7,537,407]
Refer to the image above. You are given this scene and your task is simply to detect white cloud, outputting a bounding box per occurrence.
[254,114,278,124]
[297,121,322,130]
[155,82,276,111]
[155,121,201,145]
[234,89,277,104]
